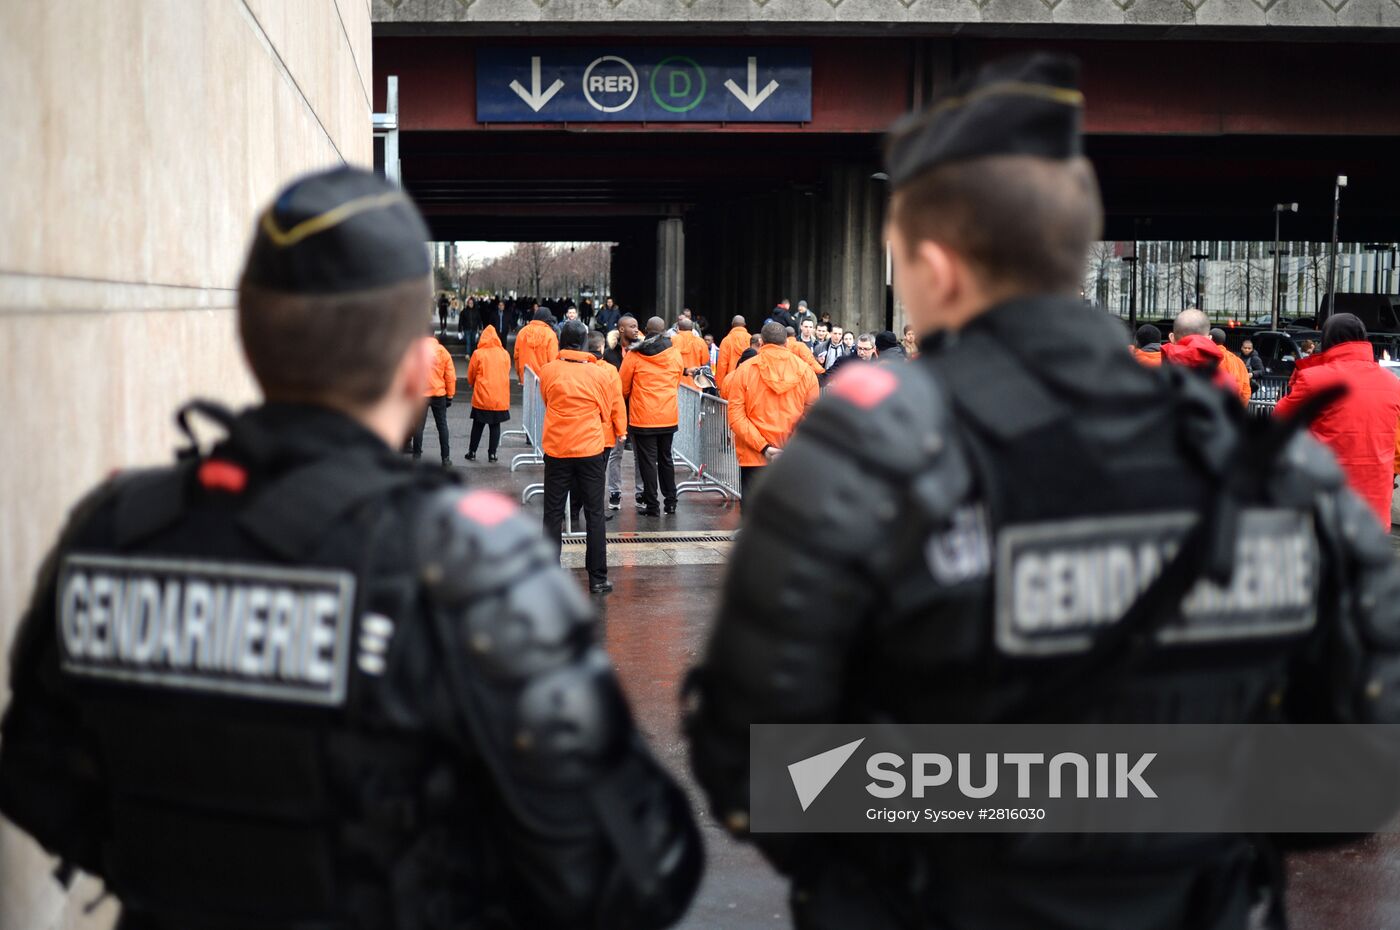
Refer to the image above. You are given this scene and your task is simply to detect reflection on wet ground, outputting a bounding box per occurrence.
[435,359,1400,929]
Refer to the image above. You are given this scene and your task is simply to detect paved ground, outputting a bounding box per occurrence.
[426,338,1400,929]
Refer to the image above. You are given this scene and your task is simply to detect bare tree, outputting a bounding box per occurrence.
[1083,242,1118,309]
[455,250,480,294]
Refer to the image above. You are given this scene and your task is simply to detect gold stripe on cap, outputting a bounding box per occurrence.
[929,80,1085,118]
[260,191,407,248]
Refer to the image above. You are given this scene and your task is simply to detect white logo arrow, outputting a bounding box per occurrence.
[509,56,564,113]
[724,56,780,112]
[788,738,865,811]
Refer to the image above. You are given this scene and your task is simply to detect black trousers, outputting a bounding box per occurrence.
[740,465,765,504]
[633,429,677,509]
[543,451,609,584]
[413,396,450,460]
[469,420,501,456]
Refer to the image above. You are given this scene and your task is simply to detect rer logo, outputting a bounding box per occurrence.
[650,55,706,113]
[582,55,639,113]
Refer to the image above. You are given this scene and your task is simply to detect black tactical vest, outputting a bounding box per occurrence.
[56,405,497,930]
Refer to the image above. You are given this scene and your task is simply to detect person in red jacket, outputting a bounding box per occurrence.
[410,331,456,466]
[1275,313,1400,526]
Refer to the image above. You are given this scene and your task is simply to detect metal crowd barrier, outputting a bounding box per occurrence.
[1246,374,1291,420]
[675,390,741,500]
[500,365,534,447]
[511,366,545,472]
[673,384,704,476]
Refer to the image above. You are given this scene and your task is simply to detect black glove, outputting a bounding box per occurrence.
[445,398,453,407]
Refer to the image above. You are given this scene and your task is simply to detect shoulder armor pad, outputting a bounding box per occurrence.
[757,363,973,552]
[1270,433,1346,506]
[804,362,959,479]
[416,489,594,681]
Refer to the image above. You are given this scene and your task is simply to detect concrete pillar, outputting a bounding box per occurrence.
[656,216,685,322]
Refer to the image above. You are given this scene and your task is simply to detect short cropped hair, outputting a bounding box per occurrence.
[238,276,428,406]
[889,154,1102,296]
[761,322,788,345]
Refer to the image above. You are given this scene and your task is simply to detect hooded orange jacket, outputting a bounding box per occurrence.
[1130,346,1162,368]
[425,341,457,398]
[787,336,826,375]
[715,326,751,391]
[726,344,819,467]
[466,325,510,411]
[538,349,626,458]
[620,335,685,430]
[514,319,559,383]
[597,357,627,448]
[672,329,710,386]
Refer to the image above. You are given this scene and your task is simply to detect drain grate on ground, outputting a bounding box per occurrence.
[561,530,735,547]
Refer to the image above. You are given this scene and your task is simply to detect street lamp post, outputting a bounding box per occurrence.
[1191,245,1209,311]
[1272,203,1298,331]
[1325,174,1347,322]
[1124,242,1138,331]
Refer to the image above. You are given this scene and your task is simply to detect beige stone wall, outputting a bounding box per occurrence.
[0,2,372,927]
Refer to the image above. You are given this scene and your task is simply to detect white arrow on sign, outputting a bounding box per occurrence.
[724,57,779,112]
[509,57,565,113]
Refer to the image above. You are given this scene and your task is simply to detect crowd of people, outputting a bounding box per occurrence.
[1132,307,1400,527]
[414,289,935,588]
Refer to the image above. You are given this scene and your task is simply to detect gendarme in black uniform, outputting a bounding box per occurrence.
[0,168,701,929]
[686,55,1400,930]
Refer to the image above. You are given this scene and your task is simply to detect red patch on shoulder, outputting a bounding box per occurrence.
[457,490,517,527]
[828,364,898,409]
[197,459,248,493]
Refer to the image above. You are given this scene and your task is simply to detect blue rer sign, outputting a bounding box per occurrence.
[476,48,812,123]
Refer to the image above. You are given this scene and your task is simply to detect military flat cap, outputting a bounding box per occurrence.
[242,167,430,294]
[885,53,1084,188]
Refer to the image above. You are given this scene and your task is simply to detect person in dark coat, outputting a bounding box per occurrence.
[596,297,622,333]
[481,299,510,338]
[873,330,905,362]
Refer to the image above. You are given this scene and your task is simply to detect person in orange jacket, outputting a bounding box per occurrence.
[1210,328,1252,404]
[410,331,456,466]
[571,330,627,529]
[785,326,826,376]
[727,322,820,502]
[714,315,751,392]
[671,317,710,387]
[1130,324,1163,368]
[464,324,510,462]
[538,321,627,593]
[514,307,559,384]
[620,316,686,516]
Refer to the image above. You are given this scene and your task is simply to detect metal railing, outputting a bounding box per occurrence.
[511,366,545,472]
[1247,374,1291,419]
[673,384,704,476]
[675,390,741,500]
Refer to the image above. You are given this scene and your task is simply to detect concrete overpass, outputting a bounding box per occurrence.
[374,0,1400,330]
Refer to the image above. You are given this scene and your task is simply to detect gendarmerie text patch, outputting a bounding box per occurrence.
[57,554,355,705]
[995,509,1318,656]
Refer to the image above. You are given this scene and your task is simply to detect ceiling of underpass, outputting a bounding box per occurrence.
[394,129,1400,244]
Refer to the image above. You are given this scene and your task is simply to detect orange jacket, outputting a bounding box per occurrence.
[466,325,510,411]
[620,335,685,429]
[425,340,457,398]
[1130,346,1162,368]
[538,349,626,459]
[726,344,819,467]
[514,319,559,384]
[1218,349,1251,404]
[787,337,826,375]
[598,358,627,448]
[672,330,710,386]
[715,326,751,392]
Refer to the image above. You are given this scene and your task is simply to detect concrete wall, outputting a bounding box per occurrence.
[0,2,372,928]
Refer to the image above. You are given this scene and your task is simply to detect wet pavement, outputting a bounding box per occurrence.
[427,338,1400,930]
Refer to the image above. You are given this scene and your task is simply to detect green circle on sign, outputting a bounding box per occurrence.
[650,56,707,114]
